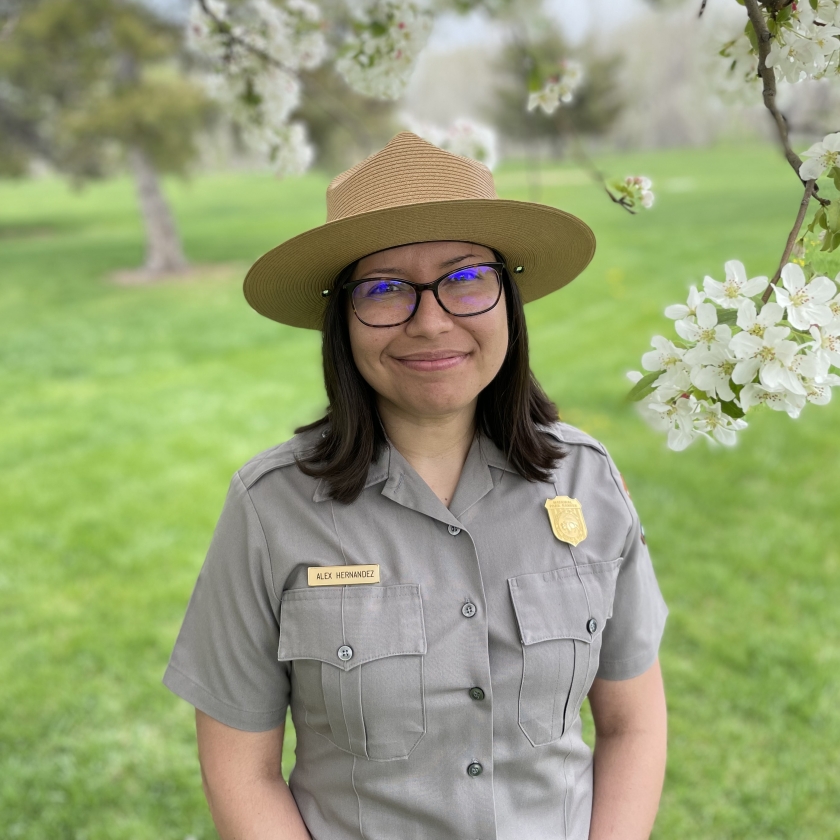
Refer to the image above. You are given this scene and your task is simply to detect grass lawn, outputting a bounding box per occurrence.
[1,144,839,839]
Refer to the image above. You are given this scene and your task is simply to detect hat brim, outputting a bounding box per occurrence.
[243,198,596,329]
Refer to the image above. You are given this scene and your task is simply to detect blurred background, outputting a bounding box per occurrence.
[2,0,839,837]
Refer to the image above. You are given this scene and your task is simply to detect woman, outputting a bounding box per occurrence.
[164,132,669,840]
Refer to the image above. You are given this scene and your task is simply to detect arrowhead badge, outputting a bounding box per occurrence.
[544,496,587,546]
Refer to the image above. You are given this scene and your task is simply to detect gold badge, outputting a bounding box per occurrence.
[544,497,587,546]
[307,564,380,586]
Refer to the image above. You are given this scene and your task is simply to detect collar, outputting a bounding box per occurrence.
[313,432,516,524]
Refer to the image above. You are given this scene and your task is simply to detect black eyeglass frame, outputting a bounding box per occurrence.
[343,262,506,328]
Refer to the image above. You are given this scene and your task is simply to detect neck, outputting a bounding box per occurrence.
[377,399,477,508]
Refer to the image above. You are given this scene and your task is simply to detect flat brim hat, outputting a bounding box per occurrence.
[244,131,596,329]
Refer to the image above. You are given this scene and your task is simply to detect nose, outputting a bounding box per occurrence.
[405,287,453,337]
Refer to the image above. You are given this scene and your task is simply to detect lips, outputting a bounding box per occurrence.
[392,349,471,372]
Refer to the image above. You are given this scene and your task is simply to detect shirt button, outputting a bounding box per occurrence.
[448,524,461,536]
[337,645,353,661]
[587,618,598,634]
[469,686,485,701]
[461,602,477,618]
[467,762,483,777]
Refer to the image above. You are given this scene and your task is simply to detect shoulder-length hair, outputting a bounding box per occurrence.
[295,251,565,503]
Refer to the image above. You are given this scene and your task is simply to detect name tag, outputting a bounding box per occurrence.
[307,565,380,586]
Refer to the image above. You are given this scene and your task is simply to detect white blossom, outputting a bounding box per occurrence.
[739,383,806,418]
[736,299,785,338]
[804,372,840,405]
[676,302,731,352]
[730,324,801,392]
[703,260,768,309]
[641,335,686,373]
[646,393,700,451]
[773,263,837,329]
[664,285,705,320]
[623,176,654,209]
[528,61,584,115]
[799,132,840,180]
[336,0,432,100]
[688,343,738,401]
[693,401,748,446]
[809,322,840,369]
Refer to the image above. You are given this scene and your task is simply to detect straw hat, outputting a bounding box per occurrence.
[244,131,596,329]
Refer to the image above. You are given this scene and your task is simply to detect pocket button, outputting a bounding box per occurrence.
[337,645,354,661]
[461,602,477,618]
[586,618,598,634]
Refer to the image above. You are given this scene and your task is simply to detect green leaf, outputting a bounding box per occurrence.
[820,230,840,252]
[811,0,819,9]
[626,370,664,403]
[827,199,840,232]
[831,167,840,192]
[808,206,827,233]
[716,308,739,325]
[745,20,759,52]
[720,400,746,419]
[777,6,792,24]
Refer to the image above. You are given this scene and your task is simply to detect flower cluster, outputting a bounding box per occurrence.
[402,115,499,169]
[336,0,432,100]
[765,0,840,82]
[186,0,325,175]
[527,60,584,115]
[610,175,655,211]
[721,0,840,86]
[628,261,840,450]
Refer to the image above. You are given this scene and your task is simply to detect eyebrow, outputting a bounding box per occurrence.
[360,253,481,277]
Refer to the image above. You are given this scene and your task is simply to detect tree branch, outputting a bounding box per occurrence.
[761,178,816,303]
[196,0,373,147]
[742,0,805,179]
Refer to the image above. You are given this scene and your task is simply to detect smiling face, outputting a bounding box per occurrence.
[347,240,509,425]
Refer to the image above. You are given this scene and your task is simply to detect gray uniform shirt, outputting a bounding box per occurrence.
[164,422,668,840]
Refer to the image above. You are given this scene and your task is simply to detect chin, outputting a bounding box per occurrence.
[405,395,477,418]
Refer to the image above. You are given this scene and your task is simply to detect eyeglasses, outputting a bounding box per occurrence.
[344,262,504,328]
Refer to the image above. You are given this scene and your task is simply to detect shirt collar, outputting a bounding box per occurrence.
[313,432,516,524]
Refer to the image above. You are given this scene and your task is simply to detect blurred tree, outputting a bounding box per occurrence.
[489,21,624,153]
[0,0,212,275]
[296,63,398,175]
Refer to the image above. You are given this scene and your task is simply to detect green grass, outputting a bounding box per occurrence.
[2,144,839,839]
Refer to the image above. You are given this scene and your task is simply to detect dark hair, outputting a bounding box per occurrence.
[295,253,565,503]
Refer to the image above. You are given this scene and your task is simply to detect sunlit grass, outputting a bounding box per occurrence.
[1,143,839,839]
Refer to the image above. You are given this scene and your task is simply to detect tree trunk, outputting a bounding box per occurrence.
[128,146,187,274]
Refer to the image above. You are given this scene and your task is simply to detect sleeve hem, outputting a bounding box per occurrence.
[162,665,287,732]
[596,605,668,681]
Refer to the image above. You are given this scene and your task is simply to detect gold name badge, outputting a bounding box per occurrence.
[307,565,380,586]
[545,497,588,546]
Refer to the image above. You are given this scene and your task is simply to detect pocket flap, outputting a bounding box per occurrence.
[508,559,622,645]
[278,583,426,671]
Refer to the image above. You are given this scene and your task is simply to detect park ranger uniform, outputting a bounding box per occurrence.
[164,422,668,840]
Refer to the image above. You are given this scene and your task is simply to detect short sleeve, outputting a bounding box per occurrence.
[163,472,291,731]
[596,457,669,681]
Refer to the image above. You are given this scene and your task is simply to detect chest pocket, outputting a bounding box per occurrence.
[278,583,427,761]
[508,558,621,747]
